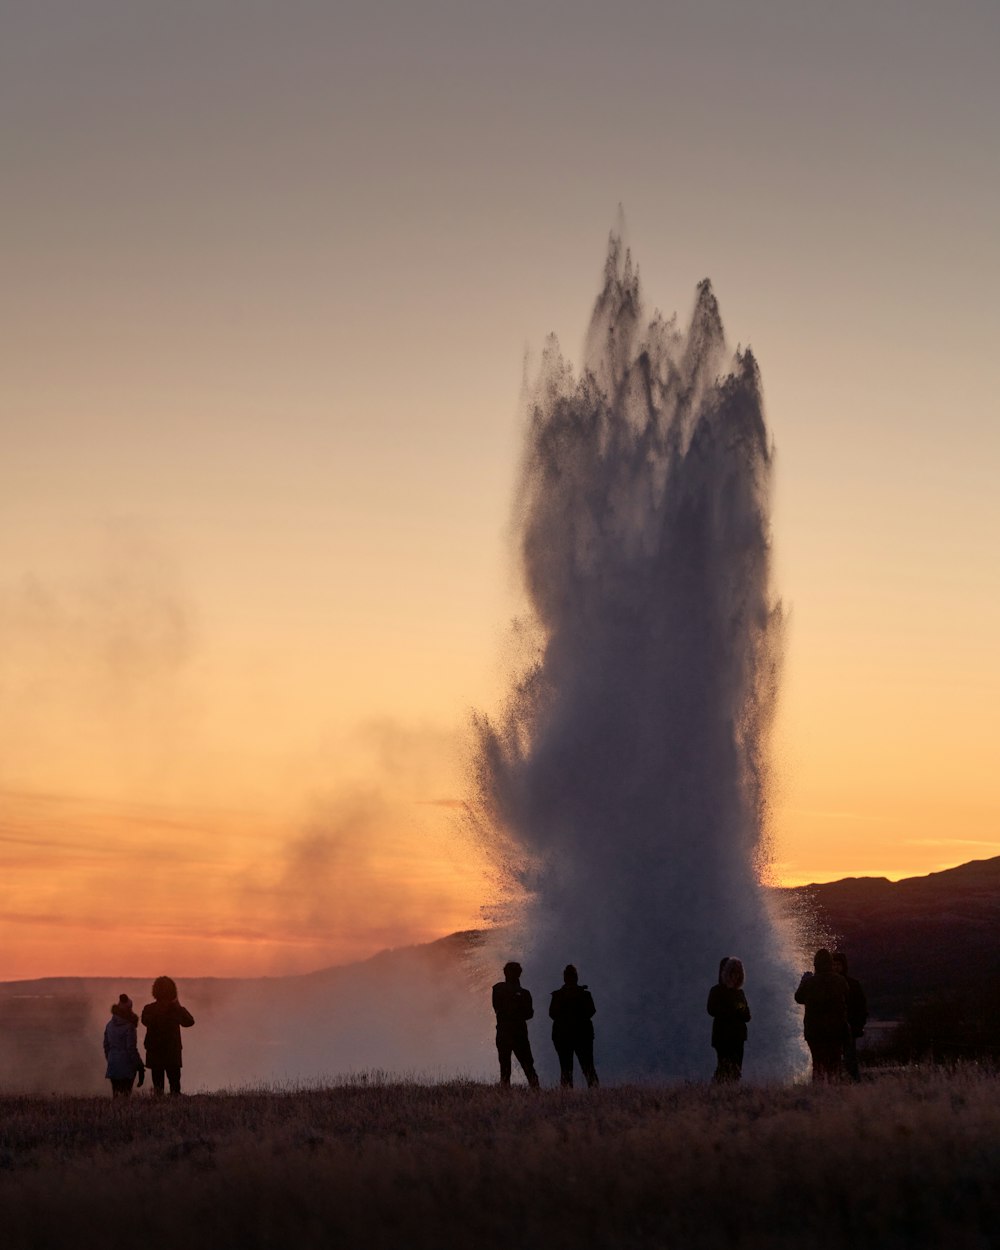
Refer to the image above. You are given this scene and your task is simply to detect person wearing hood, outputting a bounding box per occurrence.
[795,948,849,1081]
[707,957,751,1082]
[832,951,868,1082]
[549,964,599,1088]
[103,994,145,1097]
[491,961,540,1088]
[141,975,195,1096]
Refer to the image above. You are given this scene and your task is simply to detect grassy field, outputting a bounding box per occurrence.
[2,1068,998,1249]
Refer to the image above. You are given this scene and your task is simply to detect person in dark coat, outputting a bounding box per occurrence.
[794,948,849,1081]
[549,964,598,1088]
[103,993,145,1097]
[141,975,195,1096]
[707,956,751,1082]
[832,951,868,1082]
[491,961,539,1088]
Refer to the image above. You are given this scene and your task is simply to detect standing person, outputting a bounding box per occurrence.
[141,976,195,1096]
[491,961,540,1088]
[103,993,145,1098]
[832,951,868,1082]
[549,965,599,1088]
[794,949,849,1081]
[707,957,751,1082]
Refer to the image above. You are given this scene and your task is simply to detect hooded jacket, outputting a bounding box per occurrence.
[707,984,751,1047]
[492,981,533,1035]
[104,1004,143,1081]
[548,983,596,1042]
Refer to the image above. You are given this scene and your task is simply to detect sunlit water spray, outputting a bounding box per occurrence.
[475,236,804,1080]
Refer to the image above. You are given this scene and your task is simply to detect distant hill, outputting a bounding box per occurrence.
[782,856,1000,1022]
[3,859,999,1089]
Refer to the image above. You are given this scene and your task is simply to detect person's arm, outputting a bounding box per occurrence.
[584,991,596,1019]
[103,1027,110,1059]
[521,989,533,1021]
[548,992,558,1021]
[741,993,751,1022]
[794,974,812,1004]
[176,1004,195,1028]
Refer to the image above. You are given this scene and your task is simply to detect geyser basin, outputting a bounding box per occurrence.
[475,236,804,1081]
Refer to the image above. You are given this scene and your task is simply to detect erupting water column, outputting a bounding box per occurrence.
[474,237,805,1080]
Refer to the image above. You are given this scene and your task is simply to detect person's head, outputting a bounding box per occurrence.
[502,961,522,984]
[151,975,178,1003]
[722,958,745,990]
[813,948,834,974]
[110,992,134,1019]
[563,964,578,986]
[832,952,848,976]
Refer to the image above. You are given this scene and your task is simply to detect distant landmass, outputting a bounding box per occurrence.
[783,855,1000,1021]
[3,857,998,1091]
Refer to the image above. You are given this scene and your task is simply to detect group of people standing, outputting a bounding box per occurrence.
[105,957,867,1095]
[492,961,599,1089]
[102,975,195,1097]
[493,950,868,1089]
[707,947,868,1083]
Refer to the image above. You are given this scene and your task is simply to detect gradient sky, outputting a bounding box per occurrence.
[2,1,998,978]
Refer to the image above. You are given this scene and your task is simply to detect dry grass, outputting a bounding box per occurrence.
[2,1068,998,1249]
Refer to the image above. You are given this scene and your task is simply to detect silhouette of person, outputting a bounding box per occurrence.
[103,993,145,1097]
[707,956,751,1082]
[492,961,539,1088]
[549,964,599,1088]
[795,948,849,1081]
[141,975,195,1096]
[832,951,868,1082]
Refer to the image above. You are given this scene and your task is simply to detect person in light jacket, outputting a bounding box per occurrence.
[104,993,145,1097]
[141,975,195,1096]
[707,956,751,1082]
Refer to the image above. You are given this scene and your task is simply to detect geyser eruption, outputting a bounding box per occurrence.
[476,236,804,1080]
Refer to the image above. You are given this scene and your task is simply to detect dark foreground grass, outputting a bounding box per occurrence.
[2,1068,998,1249]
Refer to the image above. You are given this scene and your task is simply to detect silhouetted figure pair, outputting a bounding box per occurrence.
[549,964,598,1088]
[104,994,145,1097]
[833,951,868,1082]
[795,949,849,1081]
[141,975,195,1095]
[707,956,751,1082]
[492,961,539,1088]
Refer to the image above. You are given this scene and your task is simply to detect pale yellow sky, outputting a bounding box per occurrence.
[2,1,998,976]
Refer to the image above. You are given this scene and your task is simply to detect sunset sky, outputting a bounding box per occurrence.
[3,1,998,978]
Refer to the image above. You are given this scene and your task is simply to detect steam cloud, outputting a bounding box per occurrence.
[474,236,805,1079]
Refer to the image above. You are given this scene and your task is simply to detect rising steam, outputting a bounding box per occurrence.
[475,236,804,1079]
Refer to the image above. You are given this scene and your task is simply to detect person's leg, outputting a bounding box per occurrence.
[512,1034,540,1088]
[111,1078,132,1098]
[151,1066,166,1095]
[575,1036,598,1087]
[496,1034,513,1085]
[554,1041,574,1087]
[812,1041,842,1081]
[713,1044,740,1083]
[166,1067,182,1095]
